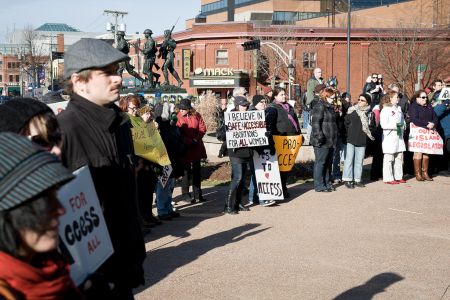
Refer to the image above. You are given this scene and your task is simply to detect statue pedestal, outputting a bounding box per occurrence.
[122,84,187,95]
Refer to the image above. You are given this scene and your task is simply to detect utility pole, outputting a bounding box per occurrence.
[346,0,351,94]
[104,10,128,46]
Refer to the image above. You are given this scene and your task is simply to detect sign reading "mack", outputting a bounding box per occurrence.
[194,67,234,76]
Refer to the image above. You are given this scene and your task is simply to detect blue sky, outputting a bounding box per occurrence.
[1,0,200,42]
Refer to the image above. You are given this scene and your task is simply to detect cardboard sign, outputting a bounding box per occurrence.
[273,135,303,172]
[408,123,444,155]
[438,87,450,101]
[224,111,268,148]
[158,164,173,188]
[57,166,113,285]
[129,115,171,166]
[253,150,284,200]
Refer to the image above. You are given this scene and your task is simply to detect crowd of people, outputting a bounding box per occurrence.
[0,37,448,299]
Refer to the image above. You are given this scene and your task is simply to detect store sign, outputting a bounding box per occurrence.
[182,49,191,79]
[192,79,235,86]
[193,67,234,76]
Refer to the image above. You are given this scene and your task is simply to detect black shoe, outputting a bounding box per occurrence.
[237,204,250,211]
[354,182,365,188]
[190,198,197,204]
[283,191,291,198]
[316,189,332,193]
[344,182,354,189]
[158,214,172,221]
[169,211,180,218]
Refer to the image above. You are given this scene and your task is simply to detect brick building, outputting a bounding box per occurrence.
[126,21,449,98]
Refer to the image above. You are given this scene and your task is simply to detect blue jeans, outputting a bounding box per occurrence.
[156,178,175,215]
[302,110,309,129]
[248,160,259,204]
[342,143,366,183]
[331,138,346,180]
[313,147,334,191]
[229,157,248,197]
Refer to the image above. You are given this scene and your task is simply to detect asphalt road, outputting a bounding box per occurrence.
[135,174,450,300]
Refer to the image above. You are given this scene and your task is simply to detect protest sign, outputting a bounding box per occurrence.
[253,149,284,200]
[408,123,444,155]
[47,100,69,115]
[273,135,303,172]
[158,164,173,188]
[57,166,113,285]
[438,87,450,101]
[224,110,268,148]
[129,115,171,166]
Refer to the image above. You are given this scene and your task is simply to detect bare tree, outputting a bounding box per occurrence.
[371,25,450,97]
[20,25,49,90]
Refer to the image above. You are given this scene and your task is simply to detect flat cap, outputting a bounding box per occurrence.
[234,96,250,107]
[64,38,129,79]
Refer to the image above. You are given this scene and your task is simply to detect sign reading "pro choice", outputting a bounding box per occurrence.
[225,111,269,149]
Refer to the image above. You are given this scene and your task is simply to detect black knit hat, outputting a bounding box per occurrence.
[0,133,74,211]
[252,95,265,107]
[359,93,372,105]
[178,98,192,110]
[0,98,52,133]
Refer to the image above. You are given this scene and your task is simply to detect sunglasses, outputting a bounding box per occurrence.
[30,132,62,149]
[419,96,427,99]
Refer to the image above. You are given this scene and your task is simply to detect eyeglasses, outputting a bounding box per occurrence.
[419,96,427,99]
[128,106,138,111]
[30,132,62,149]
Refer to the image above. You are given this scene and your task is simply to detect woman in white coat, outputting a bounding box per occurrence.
[380,91,406,184]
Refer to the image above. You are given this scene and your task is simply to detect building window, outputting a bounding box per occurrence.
[0,75,2,82]
[15,75,19,82]
[216,50,228,65]
[272,11,327,24]
[201,0,227,14]
[9,75,13,82]
[303,52,317,69]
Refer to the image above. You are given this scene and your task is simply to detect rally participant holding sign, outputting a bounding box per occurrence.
[434,98,450,173]
[408,90,439,181]
[266,87,301,198]
[0,133,83,300]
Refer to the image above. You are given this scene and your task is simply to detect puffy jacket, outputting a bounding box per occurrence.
[310,100,338,148]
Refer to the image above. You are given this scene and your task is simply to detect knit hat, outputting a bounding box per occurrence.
[314,84,327,94]
[359,93,372,105]
[0,133,74,211]
[178,98,192,110]
[252,95,265,106]
[0,98,52,133]
[234,96,250,107]
[64,38,129,79]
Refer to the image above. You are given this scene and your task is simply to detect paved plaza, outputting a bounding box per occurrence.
[135,174,450,300]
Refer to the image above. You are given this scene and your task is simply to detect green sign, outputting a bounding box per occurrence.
[417,64,426,72]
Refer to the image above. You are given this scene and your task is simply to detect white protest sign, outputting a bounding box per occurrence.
[252,149,284,200]
[158,164,173,188]
[57,166,113,285]
[224,110,268,148]
[438,87,450,101]
[47,100,69,115]
[408,123,444,155]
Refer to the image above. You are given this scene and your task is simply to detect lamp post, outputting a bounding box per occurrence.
[288,63,295,100]
[346,0,351,93]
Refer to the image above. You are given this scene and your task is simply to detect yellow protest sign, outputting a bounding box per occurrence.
[273,135,303,172]
[129,115,171,166]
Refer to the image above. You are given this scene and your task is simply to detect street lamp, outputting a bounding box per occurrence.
[287,63,295,100]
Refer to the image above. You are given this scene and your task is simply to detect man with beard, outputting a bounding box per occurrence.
[58,38,146,299]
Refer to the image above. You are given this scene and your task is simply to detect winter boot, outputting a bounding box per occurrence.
[422,156,433,181]
[224,190,237,215]
[414,159,425,181]
[234,188,250,212]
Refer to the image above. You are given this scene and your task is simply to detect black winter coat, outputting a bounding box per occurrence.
[310,100,338,148]
[58,94,145,289]
[344,109,375,147]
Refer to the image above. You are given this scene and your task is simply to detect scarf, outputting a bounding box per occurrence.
[0,251,81,300]
[276,101,299,133]
[347,105,375,141]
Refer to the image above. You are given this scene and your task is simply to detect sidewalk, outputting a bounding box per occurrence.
[135,174,450,300]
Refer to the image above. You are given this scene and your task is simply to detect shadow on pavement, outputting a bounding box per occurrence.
[332,272,404,300]
[136,223,270,293]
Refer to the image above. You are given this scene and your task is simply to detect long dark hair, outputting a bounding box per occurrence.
[411,90,428,105]
[0,189,60,258]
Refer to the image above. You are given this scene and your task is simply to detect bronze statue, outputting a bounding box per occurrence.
[159,29,183,87]
[116,31,145,83]
[142,29,160,88]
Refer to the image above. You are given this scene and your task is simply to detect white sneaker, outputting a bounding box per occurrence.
[261,200,276,207]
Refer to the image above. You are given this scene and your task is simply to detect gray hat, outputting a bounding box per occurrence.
[234,96,250,107]
[64,38,129,79]
[0,133,74,211]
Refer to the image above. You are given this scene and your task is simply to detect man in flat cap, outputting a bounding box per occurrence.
[58,38,145,299]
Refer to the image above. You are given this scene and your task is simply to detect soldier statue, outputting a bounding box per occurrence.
[142,29,160,88]
[159,29,183,87]
[115,31,145,83]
